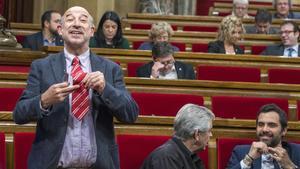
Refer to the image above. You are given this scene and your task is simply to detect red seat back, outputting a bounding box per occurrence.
[14,132,35,169]
[212,95,289,119]
[192,43,209,52]
[131,92,204,116]
[127,62,145,77]
[170,42,186,51]
[0,65,30,72]
[297,100,300,120]
[0,132,6,169]
[251,46,266,55]
[133,41,145,49]
[16,35,25,44]
[131,24,152,30]
[117,135,209,169]
[217,138,254,169]
[183,26,218,32]
[197,65,261,82]
[268,68,300,84]
[0,88,24,111]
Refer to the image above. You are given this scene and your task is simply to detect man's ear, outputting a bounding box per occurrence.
[44,21,50,29]
[57,25,62,36]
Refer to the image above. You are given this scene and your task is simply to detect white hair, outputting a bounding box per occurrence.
[233,0,249,5]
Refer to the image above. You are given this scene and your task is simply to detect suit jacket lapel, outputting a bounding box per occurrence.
[50,52,66,83]
[36,32,44,50]
[90,52,105,73]
[174,62,183,79]
[253,157,261,169]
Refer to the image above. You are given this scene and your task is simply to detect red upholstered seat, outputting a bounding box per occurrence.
[0,88,24,111]
[0,132,6,169]
[117,134,209,169]
[0,65,30,72]
[192,43,209,52]
[16,35,25,44]
[14,132,35,169]
[132,41,144,49]
[131,24,152,30]
[131,92,204,116]
[131,24,177,31]
[196,65,261,82]
[251,46,266,55]
[127,62,145,77]
[297,100,300,120]
[211,95,289,119]
[217,138,254,169]
[268,68,300,84]
[183,26,218,32]
[171,42,186,51]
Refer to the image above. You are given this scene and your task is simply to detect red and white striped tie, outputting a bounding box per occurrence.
[71,56,89,120]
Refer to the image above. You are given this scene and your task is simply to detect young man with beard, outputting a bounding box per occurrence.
[137,42,195,80]
[227,104,300,169]
[22,10,64,50]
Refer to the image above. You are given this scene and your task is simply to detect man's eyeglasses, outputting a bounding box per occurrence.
[280,30,295,35]
[160,60,175,66]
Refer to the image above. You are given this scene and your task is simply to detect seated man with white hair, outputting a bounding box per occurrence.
[231,0,253,19]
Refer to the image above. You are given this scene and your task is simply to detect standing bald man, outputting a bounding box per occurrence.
[13,6,139,169]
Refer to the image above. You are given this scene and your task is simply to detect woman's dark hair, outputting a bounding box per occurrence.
[95,11,123,47]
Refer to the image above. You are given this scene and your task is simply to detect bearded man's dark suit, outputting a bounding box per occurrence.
[22,31,64,51]
[13,51,139,169]
[227,142,300,169]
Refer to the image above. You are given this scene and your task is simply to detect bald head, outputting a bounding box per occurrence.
[62,6,94,27]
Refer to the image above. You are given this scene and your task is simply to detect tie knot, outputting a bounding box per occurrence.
[72,56,80,65]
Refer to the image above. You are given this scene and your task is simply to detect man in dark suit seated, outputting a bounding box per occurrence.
[261,20,300,57]
[137,41,195,80]
[227,104,300,169]
[245,9,279,34]
[273,0,300,19]
[22,10,63,50]
[13,6,139,169]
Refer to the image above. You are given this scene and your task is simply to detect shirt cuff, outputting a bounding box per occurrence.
[240,160,251,169]
[39,100,51,116]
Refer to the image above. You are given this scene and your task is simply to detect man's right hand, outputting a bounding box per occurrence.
[248,141,268,159]
[151,62,165,78]
[41,82,80,109]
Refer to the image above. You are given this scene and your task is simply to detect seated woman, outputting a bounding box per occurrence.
[208,15,244,54]
[138,21,179,51]
[90,11,129,49]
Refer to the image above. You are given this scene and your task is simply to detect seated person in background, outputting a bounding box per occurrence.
[231,0,253,19]
[245,8,279,34]
[208,15,244,54]
[90,11,129,49]
[141,103,215,169]
[22,10,63,51]
[138,21,179,51]
[273,0,300,19]
[227,104,300,169]
[137,42,195,79]
[261,20,299,57]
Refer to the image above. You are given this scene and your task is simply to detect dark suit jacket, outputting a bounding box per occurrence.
[22,31,64,51]
[13,52,139,169]
[244,25,279,34]
[136,61,196,80]
[227,142,300,169]
[208,40,244,54]
[261,44,300,56]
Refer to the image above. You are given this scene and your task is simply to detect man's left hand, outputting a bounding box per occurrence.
[269,146,296,169]
[82,71,105,93]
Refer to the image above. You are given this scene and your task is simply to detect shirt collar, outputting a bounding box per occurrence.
[172,136,201,163]
[64,48,90,69]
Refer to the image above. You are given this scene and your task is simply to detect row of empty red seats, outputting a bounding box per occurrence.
[132,92,293,119]
[0,88,299,120]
